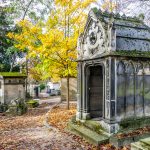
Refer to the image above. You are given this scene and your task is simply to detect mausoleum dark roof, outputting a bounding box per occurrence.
[92,8,150,52]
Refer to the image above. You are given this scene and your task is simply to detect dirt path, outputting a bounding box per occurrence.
[0,98,86,150]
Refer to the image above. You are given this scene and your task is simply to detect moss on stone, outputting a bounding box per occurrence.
[70,116,106,134]
[67,118,109,145]
[26,100,39,108]
[0,72,27,77]
[119,116,150,133]
[92,7,142,23]
[84,120,105,133]
[110,50,150,58]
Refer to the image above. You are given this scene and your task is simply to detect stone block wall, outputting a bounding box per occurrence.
[61,77,77,101]
[4,84,25,104]
[2,77,26,104]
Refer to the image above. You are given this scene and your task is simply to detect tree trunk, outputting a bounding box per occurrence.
[22,0,34,20]
[9,64,13,72]
[66,76,70,110]
[9,56,14,72]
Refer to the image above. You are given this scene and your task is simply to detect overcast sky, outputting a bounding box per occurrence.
[0,0,149,26]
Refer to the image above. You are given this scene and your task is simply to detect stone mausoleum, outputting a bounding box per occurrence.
[76,8,150,133]
[0,72,27,104]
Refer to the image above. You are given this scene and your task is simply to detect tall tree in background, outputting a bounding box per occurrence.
[8,0,95,109]
[0,6,20,72]
[0,0,54,72]
[119,0,150,26]
[8,0,53,23]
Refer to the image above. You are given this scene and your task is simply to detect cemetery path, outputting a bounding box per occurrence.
[0,97,86,150]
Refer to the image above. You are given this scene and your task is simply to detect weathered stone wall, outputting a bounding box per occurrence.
[116,60,150,121]
[116,24,150,51]
[61,77,77,101]
[3,78,25,104]
[4,84,25,104]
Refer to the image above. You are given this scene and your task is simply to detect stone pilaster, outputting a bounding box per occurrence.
[82,63,90,120]
[110,58,117,121]
[105,58,111,120]
[76,62,82,120]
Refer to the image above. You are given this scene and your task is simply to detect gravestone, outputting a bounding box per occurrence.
[76,8,150,134]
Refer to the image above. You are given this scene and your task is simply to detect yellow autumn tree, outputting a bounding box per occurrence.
[8,0,95,109]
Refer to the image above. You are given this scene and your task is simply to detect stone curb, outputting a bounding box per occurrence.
[44,99,62,131]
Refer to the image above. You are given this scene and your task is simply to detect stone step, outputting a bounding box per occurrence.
[83,120,102,131]
[82,120,110,136]
[131,142,147,150]
[141,138,150,146]
[131,137,150,150]
[68,121,109,146]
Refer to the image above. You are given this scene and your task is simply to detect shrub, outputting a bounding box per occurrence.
[26,100,39,108]
[0,103,8,112]
[40,83,46,91]
[17,99,28,115]
[8,98,28,115]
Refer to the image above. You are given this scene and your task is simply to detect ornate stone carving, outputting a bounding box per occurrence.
[106,59,110,100]
[77,19,106,59]
[77,35,83,58]
[87,21,106,57]
[89,31,97,45]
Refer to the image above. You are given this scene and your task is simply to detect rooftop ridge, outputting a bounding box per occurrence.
[92,7,142,23]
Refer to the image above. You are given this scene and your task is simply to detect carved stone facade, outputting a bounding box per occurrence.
[76,8,150,134]
[0,73,26,104]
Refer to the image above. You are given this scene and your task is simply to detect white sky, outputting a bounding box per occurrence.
[0,0,149,26]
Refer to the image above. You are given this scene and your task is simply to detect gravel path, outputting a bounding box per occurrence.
[0,98,86,150]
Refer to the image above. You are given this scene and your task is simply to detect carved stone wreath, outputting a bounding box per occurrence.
[77,19,106,59]
[86,21,105,56]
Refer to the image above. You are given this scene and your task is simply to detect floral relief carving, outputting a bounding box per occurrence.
[77,19,106,59]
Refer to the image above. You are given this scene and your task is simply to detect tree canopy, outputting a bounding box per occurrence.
[0,6,20,72]
[8,0,95,81]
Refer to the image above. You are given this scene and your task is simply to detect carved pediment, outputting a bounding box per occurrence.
[78,15,106,59]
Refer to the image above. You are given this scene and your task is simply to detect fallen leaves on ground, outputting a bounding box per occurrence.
[48,103,76,131]
[48,103,131,150]
[0,104,50,132]
[0,100,94,150]
[116,126,150,139]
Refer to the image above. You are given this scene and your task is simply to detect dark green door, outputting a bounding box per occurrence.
[89,66,103,118]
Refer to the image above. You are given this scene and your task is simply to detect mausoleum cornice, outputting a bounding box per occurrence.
[77,50,150,62]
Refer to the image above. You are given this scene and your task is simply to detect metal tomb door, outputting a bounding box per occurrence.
[89,66,103,118]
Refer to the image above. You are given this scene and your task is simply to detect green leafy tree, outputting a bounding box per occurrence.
[0,0,54,72]
[0,6,20,72]
[8,0,53,23]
